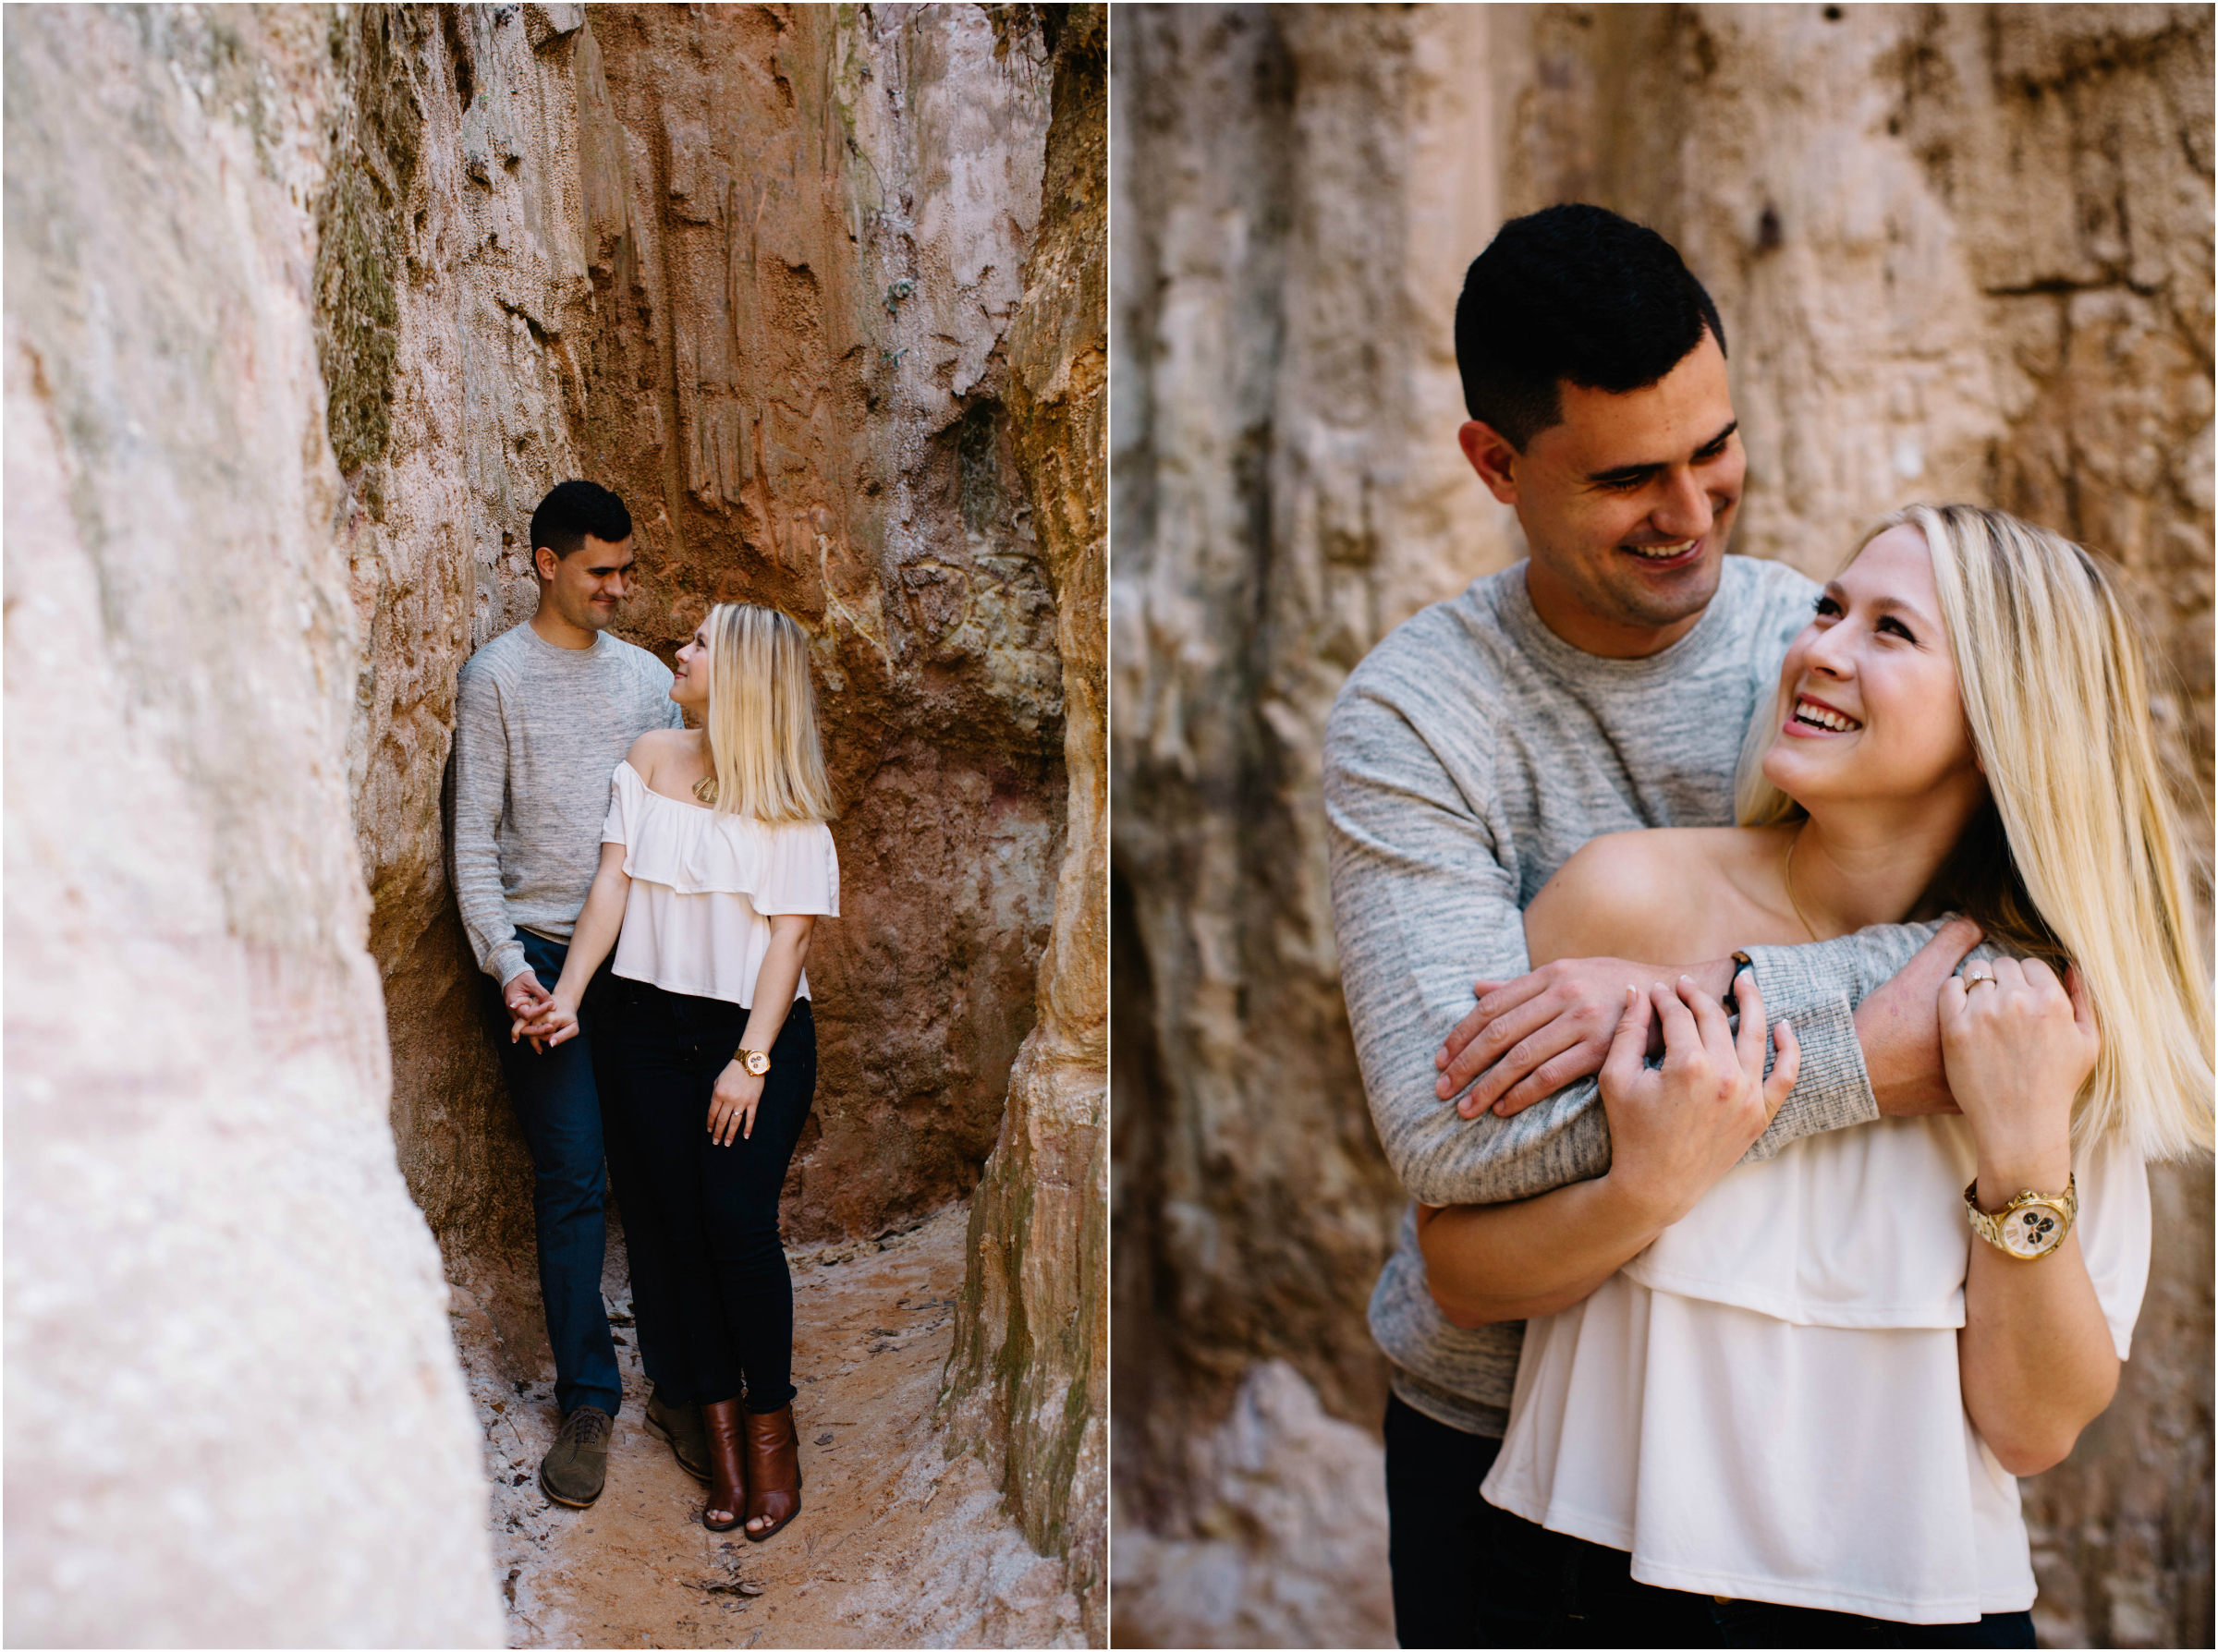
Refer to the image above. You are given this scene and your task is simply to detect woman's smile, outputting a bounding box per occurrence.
[1783,692,1862,736]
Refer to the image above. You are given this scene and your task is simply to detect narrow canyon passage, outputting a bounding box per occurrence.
[338,2,1110,1638]
[348,6,1113,1630]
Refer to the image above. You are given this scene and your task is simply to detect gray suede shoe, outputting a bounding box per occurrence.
[539,1405,612,1509]
[644,1389,711,1485]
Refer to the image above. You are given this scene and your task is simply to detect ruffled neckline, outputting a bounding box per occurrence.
[615,762,766,895]
[625,760,716,815]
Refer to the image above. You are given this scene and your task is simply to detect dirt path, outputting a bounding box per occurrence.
[457,1206,1082,1648]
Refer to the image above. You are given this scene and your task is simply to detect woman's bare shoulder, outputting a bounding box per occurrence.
[623,727,694,783]
[1525,828,1749,965]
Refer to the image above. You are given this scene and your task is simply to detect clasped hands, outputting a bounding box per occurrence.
[503,968,765,1143]
[505,969,576,1052]
[1426,919,2094,1244]
[1432,917,1988,1122]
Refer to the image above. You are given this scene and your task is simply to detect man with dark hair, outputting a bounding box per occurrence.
[1325,204,1976,1644]
[1454,201,1728,454]
[530,478,637,565]
[451,480,699,1509]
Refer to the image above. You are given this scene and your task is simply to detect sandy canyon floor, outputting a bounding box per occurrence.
[454,1206,1082,1648]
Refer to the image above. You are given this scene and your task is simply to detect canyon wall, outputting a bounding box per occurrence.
[944,6,1111,1637]
[333,1,1106,1609]
[342,2,1073,1325]
[7,2,1103,1642]
[1111,5,2213,1646]
[5,8,501,1643]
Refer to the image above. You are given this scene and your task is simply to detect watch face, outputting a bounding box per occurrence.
[745,1051,771,1076]
[2000,1203,2066,1258]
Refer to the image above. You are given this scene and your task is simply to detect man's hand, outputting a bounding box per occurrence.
[1855,917,1982,1117]
[505,969,556,1052]
[1435,955,1737,1119]
[517,991,580,1052]
[505,968,553,1020]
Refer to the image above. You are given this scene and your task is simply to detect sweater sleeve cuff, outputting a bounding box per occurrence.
[1737,949,1877,1163]
[492,943,531,990]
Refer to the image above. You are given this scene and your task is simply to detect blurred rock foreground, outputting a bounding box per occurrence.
[6,3,1103,1645]
[1114,5,2212,1648]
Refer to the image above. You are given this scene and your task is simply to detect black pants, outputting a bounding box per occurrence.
[1474,1508,2037,1648]
[1385,1393,2035,1649]
[604,981,815,1412]
[1385,1392,1505,1646]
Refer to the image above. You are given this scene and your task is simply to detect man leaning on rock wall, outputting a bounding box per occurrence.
[449,480,703,1508]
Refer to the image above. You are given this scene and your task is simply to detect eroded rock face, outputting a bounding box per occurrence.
[567,5,1066,1244]
[341,9,1072,1326]
[943,6,1109,1637]
[1114,6,2212,1646]
[327,0,1105,1622]
[1110,1363,1391,1649]
[4,8,499,1644]
[1112,9,1479,1557]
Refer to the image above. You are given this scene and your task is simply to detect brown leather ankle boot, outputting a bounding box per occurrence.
[700,1398,748,1532]
[741,1402,802,1541]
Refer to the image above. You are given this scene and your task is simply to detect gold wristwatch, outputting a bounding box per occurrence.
[1964,1175,2077,1259]
[734,1048,771,1077]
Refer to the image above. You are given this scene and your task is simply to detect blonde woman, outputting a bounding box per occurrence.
[530,602,838,1540]
[1418,506,2211,1645]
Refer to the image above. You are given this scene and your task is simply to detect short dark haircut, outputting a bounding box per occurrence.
[530,480,632,563]
[1455,204,1727,450]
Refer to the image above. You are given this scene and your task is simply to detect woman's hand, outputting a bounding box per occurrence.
[1413,972,1800,1329]
[1599,971,1801,1229]
[1435,955,1736,1118]
[1939,958,2094,1200]
[514,990,580,1053]
[1946,959,2115,1476]
[709,1061,765,1146]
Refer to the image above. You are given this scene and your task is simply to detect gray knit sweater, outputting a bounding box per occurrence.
[1324,557,1936,1434]
[450,621,683,988]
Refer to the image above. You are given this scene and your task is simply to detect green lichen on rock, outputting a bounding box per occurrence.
[312,6,426,475]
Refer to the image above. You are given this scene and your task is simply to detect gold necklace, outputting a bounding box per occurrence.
[1783,823,1821,941]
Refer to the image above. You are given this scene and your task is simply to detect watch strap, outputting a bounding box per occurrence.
[1964,1173,2078,1258]
[1722,950,1756,1016]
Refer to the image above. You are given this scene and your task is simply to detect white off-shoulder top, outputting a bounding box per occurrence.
[600,761,839,1007]
[1481,1117,2150,1624]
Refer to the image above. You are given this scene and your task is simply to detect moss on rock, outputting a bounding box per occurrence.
[312,6,425,475]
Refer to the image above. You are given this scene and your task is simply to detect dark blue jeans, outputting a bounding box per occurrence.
[603,982,815,1413]
[488,931,683,1419]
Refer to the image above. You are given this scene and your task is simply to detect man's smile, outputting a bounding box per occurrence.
[1619,537,1703,567]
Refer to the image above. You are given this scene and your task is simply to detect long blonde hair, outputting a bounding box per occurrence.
[1738,504,2212,1160]
[698,602,836,824]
